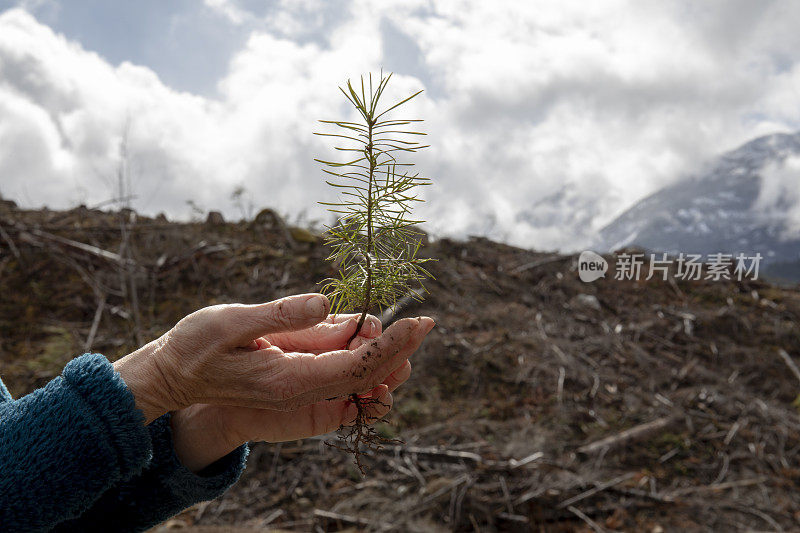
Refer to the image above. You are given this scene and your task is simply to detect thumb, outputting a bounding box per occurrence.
[223,293,329,347]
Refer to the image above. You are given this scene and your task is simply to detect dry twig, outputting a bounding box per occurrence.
[577,415,679,455]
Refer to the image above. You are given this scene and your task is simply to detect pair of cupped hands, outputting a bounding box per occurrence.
[114,293,434,472]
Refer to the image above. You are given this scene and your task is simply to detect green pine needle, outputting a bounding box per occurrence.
[316,72,434,316]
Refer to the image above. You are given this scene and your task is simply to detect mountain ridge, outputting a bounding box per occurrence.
[595,131,800,281]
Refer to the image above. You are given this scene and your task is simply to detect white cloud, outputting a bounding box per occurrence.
[203,0,249,25]
[756,156,800,240]
[1,2,800,250]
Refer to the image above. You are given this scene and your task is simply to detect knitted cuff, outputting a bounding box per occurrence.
[62,353,153,478]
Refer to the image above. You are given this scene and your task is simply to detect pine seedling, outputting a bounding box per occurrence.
[316,72,433,472]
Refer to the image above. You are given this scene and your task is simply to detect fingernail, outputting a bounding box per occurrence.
[305,295,326,316]
[340,318,355,330]
[370,321,377,336]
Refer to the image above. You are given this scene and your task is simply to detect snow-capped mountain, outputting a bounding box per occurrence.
[596,132,800,281]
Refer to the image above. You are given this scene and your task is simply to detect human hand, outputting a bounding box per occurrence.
[262,311,386,353]
[169,313,432,471]
[114,294,427,424]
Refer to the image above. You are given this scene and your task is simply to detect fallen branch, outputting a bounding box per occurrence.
[577,415,679,455]
[83,294,107,352]
[778,349,800,386]
[558,472,637,509]
[388,444,543,470]
[497,512,530,524]
[667,476,769,498]
[507,451,545,469]
[259,508,285,527]
[313,509,390,529]
[567,505,607,533]
[16,225,128,266]
[392,444,482,463]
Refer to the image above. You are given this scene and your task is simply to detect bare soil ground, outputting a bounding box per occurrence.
[2,203,800,532]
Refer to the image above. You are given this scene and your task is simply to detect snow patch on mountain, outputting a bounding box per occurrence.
[595,132,800,278]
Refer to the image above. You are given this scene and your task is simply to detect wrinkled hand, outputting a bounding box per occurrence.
[170,312,431,470]
[116,293,426,418]
[210,312,423,442]
[113,293,434,471]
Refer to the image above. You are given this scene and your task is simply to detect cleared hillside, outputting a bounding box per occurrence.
[1,202,800,532]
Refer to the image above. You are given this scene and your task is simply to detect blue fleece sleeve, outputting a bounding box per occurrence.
[52,414,248,533]
[0,354,153,532]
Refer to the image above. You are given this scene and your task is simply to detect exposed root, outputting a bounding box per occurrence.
[325,393,402,474]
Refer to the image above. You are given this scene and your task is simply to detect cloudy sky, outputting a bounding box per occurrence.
[1,0,799,250]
